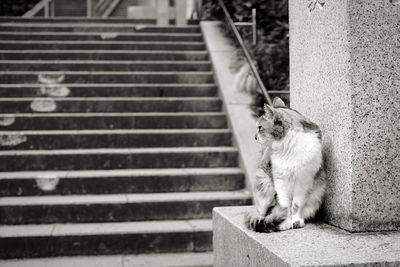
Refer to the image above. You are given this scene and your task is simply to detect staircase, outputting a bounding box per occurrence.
[0,17,251,263]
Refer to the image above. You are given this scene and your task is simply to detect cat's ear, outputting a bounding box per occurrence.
[272,97,286,108]
[263,104,274,118]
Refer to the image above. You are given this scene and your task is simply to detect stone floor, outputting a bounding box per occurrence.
[0,252,213,267]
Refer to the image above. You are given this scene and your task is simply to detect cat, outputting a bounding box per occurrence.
[245,97,327,232]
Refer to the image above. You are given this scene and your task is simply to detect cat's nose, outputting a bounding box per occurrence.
[255,135,258,140]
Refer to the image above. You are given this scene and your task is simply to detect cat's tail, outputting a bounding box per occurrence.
[245,205,287,233]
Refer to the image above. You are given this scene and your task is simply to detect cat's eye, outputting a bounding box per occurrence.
[258,126,262,131]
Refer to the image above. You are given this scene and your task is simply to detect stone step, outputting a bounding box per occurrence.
[0,17,200,25]
[0,97,221,113]
[122,252,213,267]
[0,112,227,130]
[0,190,250,224]
[0,32,203,42]
[0,168,244,196]
[0,50,209,61]
[0,129,231,150]
[0,84,217,98]
[0,147,238,171]
[0,21,201,33]
[0,252,213,267]
[0,23,201,33]
[0,71,214,84]
[0,40,206,51]
[0,220,212,259]
[0,60,212,72]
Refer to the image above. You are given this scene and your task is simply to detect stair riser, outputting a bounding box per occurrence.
[0,99,221,113]
[0,173,244,196]
[0,85,217,98]
[0,231,211,259]
[0,42,205,50]
[0,132,231,150]
[0,34,203,42]
[0,62,212,72]
[0,198,250,224]
[0,115,227,130]
[0,52,209,61]
[0,73,214,84]
[0,151,238,171]
[0,26,201,33]
[0,17,200,24]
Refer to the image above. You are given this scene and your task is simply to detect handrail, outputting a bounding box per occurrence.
[102,0,121,18]
[217,0,273,106]
[23,0,53,17]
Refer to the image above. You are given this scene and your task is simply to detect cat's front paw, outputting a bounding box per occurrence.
[278,218,305,231]
[292,219,305,229]
[245,213,265,232]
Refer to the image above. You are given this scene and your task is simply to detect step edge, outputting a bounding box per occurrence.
[0,40,205,45]
[0,50,208,54]
[0,97,220,101]
[0,111,226,117]
[0,129,231,135]
[0,83,217,88]
[0,146,238,156]
[0,167,244,180]
[0,219,212,238]
[0,190,251,208]
[0,31,202,37]
[0,23,201,29]
[0,71,213,75]
[0,60,212,64]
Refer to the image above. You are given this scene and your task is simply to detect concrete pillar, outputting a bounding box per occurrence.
[156,0,169,26]
[290,0,400,232]
[175,0,187,25]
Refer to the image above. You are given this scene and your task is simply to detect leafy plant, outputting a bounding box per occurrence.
[0,0,41,16]
[202,0,289,115]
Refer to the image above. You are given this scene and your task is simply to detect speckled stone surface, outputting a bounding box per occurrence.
[214,206,400,267]
[290,0,400,232]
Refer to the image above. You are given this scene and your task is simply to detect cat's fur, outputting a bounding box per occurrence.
[245,97,326,232]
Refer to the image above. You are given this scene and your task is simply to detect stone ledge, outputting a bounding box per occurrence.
[213,206,400,267]
[200,21,259,191]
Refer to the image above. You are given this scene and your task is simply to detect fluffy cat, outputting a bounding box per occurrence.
[245,97,326,232]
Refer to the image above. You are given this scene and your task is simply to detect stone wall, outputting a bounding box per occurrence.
[290,0,400,232]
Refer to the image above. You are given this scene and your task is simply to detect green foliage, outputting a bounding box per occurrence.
[202,0,289,114]
[0,0,41,16]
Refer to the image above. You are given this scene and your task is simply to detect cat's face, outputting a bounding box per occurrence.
[255,108,289,144]
[255,97,317,143]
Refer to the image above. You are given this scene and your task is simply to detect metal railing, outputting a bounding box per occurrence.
[23,0,55,18]
[217,0,274,106]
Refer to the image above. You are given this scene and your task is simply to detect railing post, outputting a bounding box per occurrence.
[175,0,187,25]
[156,0,169,26]
[87,0,92,17]
[197,0,202,18]
[44,1,50,17]
[50,0,55,17]
[252,8,256,45]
